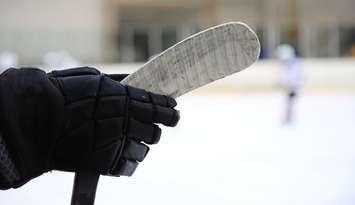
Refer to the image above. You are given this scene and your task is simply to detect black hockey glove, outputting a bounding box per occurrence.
[0,67,180,190]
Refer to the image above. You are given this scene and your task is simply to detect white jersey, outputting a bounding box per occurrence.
[281,58,303,91]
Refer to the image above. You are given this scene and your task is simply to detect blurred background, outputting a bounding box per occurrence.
[0,0,355,205]
[1,0,355,63]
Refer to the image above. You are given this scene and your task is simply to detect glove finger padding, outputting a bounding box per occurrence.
[122,140,149,162]
[127,118,162,144]
[129,99,180,126]
[0,67,180,189]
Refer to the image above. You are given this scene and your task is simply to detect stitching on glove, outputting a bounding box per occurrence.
[91,74,105,168]
[109,85,130,175]
[50,77,68,104]
[64,95,125,105]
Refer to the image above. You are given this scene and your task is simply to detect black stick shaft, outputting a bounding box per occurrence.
[70,172,100,205]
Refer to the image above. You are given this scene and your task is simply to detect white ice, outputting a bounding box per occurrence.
[1,92,355,205]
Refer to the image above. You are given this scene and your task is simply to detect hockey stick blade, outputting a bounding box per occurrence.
[121,22,260,98]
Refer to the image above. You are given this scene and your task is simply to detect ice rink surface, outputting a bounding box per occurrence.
[1,92,355,205]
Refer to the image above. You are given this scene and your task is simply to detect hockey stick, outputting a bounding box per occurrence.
[71,22,260,205]
[71,172,100,205]
[121,22,260,98]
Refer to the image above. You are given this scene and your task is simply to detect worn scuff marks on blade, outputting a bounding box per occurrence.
[122,22,260,98]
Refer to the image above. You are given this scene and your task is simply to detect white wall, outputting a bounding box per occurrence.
[0,0,105,64]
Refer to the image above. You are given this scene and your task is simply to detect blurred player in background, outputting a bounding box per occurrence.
[276,44,303,124]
